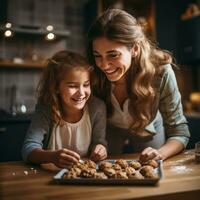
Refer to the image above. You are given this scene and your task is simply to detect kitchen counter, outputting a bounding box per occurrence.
[0,110,32,122]
[0,150,200,200]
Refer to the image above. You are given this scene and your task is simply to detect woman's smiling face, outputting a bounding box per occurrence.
[93,37,133,82]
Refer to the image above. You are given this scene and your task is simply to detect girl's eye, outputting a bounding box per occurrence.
[68,85,77,88]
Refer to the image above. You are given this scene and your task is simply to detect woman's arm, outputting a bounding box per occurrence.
[140,65,190,162]
[158,65,190,142]
[139,139,184,162]
[158,139,184,160]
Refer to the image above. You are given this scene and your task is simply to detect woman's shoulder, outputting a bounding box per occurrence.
[157,64,174,77]
[154,64,177,90]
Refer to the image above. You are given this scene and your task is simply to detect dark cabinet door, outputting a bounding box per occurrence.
[0,121,30,162]
[186,115,200,149]
[178,16,200,64]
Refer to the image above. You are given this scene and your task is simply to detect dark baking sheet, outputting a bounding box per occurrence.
[53,159,163,185]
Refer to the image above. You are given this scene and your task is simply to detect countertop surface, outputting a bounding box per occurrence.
[0,150,200,200]
[0,110,32,122]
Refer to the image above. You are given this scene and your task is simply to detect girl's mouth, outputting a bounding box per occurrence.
[72,97,86,104]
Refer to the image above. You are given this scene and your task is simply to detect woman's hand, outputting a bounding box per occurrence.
[139,147,163,163]
[90,144,107,162]
[52,148,80,168]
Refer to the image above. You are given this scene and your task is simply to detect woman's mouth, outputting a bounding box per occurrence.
[105,68,118,75]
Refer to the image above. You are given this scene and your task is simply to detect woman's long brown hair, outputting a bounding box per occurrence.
[87,9,173,134]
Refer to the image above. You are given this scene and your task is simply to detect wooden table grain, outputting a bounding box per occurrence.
[0,150,200,200]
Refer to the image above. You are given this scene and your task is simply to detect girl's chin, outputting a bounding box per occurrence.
[73,102,87,109]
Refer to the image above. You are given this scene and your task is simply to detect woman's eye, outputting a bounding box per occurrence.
[84,83,90,87]
[109,54,119,58]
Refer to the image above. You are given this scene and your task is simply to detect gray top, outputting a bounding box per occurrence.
[21,95,107,162]
[149,64,190,145]
[109,64,190,147]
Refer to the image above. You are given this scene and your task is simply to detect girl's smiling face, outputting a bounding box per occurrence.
[93,37,133,83]
[58,67,91,114]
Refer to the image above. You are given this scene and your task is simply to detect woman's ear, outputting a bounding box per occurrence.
[132,44,139,57]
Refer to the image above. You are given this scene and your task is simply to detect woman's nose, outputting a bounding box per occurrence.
[100,58,109,70]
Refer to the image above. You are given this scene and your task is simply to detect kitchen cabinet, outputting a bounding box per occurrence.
[0,118,30,162]
[186,114,200,149]
[178,16,200,64]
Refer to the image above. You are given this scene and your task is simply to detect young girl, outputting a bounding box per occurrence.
[87,9,190,162]
[21,50,107,168]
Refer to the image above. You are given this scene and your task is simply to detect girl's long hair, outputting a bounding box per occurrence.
[87,9,173,134]
[37,50,93,125]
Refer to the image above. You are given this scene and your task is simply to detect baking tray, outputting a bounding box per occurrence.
[53,160,163,185]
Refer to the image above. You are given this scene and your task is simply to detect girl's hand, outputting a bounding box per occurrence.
[52,148,80,168]
[90,144,107,162]
[139,147,163,163]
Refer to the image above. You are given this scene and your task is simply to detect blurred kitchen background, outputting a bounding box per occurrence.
[0,0,200,161]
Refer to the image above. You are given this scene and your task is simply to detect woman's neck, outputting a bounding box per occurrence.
[112,78,128,109]
[114,76,126,86]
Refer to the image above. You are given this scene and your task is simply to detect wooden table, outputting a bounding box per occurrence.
[0,150,200,200]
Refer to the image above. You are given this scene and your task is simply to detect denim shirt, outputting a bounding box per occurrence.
[140,64,190,146]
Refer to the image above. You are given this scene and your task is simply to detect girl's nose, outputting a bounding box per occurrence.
[78,86,84,95]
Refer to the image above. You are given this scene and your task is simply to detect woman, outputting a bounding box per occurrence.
[87,9,190,162]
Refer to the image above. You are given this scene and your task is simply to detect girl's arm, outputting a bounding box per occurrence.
[28,148,80,168]
[21,102,51,162]
[22,103,80,167]
[88,96,108,161]
[90,144,107,161]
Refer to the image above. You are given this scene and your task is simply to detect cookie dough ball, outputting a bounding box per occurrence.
[142,160,158,168]
[125,166,136,177]
[112,163,122,171]
[84,160,96,169]
[71,162,85,171]
[130,171,144,179]
[103,168,116,178]
[115,159,128,168]
[70,166,82,176]
[115,171,128,179]
[81,167,96,178]
[99,161,113,170]
[129,161,141,170]
[63,170,77,179]
[140,166,157,178]
[94,172,108,179]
